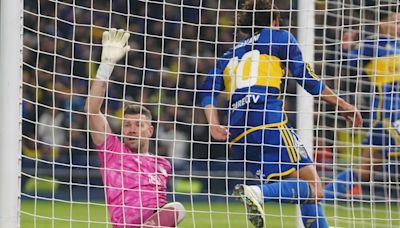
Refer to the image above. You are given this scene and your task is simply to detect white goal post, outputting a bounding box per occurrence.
[296,1,315,227]
[0,0,22,228]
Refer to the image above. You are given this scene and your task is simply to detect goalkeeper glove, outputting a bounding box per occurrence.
[96,28,130,80]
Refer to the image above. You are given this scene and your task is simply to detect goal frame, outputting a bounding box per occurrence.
[0,0,22,227]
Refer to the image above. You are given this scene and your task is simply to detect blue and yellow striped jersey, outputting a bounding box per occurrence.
[345,36,400,121]
[199,28,326,125]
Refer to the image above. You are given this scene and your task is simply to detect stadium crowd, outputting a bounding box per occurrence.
[22,0,247,190]
[21,0,378,195]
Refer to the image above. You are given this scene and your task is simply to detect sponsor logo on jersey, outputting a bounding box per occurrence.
[148,173,162,185]
[231,94,260,109]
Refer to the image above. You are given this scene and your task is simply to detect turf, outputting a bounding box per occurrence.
[20,200,400,227]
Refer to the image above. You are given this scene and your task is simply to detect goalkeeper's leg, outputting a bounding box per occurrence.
[142,202,186,228]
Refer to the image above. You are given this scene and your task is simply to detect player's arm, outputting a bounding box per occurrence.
[199,64,229,141]
[320,86,363,127]
[85,78,111,146]
[204,105,229,141]
[286,33,362,128]
[85,28,130,145]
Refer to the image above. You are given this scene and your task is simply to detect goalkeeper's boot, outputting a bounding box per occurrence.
[233,184,265,228]
[142,202,186,228]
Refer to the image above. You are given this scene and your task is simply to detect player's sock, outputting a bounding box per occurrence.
[258,178,312,204]
[300,203,329,228]
[324,169,359,200]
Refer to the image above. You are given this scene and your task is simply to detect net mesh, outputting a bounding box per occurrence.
[20,0,400,227]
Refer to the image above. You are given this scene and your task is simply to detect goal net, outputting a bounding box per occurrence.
[18,0,400,227]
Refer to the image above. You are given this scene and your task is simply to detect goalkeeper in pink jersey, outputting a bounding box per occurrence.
[85,28,186,228]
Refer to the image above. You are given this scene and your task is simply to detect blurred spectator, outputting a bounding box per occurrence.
[157,107,189,170]
[37,108,67,146]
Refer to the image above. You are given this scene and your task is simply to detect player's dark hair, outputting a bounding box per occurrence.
[124,104,152,121]
[238,0,280,35]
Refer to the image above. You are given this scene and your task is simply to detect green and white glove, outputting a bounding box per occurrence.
[96,28,130,80]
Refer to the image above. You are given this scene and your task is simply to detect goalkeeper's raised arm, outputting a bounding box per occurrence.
[84,28,130,146]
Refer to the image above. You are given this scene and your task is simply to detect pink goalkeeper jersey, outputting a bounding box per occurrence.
[96,134,171,227]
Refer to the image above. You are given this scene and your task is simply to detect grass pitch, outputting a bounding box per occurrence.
[20,200,400,227]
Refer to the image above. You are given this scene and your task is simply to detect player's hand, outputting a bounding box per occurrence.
[101,28,130,64]
[339,102,363,128]
[96,28,130,80]
[210,125,229,141]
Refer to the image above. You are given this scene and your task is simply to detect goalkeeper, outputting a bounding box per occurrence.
[325,9,400,199]
[199,0,362,227]
[85,28,185,228]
